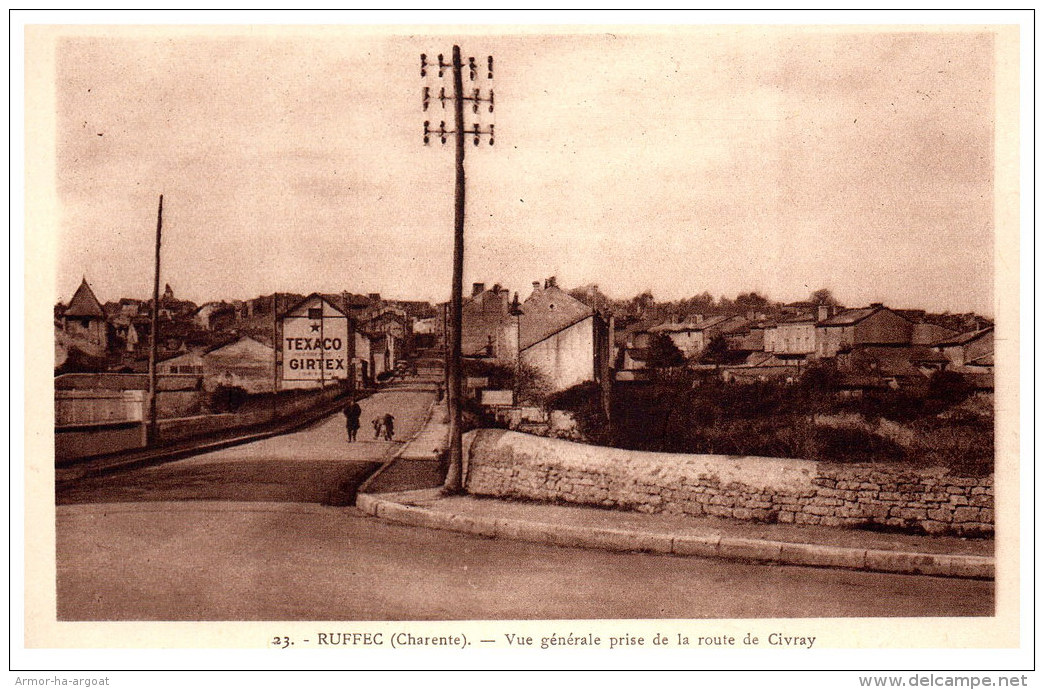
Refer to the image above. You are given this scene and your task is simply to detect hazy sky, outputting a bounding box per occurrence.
[54,26,996,314]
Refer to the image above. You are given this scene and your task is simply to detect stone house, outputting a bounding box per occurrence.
[647,314,747,357]
[519,279,612,393]
[934,327,994,370]
[158,335,277,393]
[764,316,817,357]
[815,304,914,358]
[456,283,518,361]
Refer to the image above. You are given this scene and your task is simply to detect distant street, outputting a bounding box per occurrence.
[57,382,436,506]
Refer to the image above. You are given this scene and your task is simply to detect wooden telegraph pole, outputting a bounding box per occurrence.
[422,47,495,493]
[147,194,163,444]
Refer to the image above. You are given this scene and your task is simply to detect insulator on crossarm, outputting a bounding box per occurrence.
[472,88,481,114]
[439,121,447,145]
[468,57,477,81]
[422,86,430,112]
[438,53,447,78]
[420,54,427,78]
[439,86,447,109]
[488,90,494,113]
[487,56,494,80]
[473,124,480,146]
[489,124,495,146]
[423,120,430,145]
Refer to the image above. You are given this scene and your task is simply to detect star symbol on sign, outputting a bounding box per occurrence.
[310,323,320,332]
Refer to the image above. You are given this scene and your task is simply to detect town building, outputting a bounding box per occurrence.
[61,278,111,356]
[456,283,518,361]
[934,327,994,370]
[764,316,817,357]
[815,304,914,358]
[648,314,747,357]
[519,278,613,393]
[278,293,354,390]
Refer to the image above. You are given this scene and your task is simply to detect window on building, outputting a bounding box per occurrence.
[308,308,323,319]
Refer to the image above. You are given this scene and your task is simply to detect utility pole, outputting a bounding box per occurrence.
[272,292,280,418]
[147,194,163,445]
[422,47,494,493]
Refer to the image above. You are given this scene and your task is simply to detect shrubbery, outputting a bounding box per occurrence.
[207,385,249,413]
[545,370,992,474]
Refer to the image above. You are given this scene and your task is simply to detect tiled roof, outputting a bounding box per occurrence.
[933,326,994,347]
[965,352,994,366]
[648,314,737,333]
[520,286,594,350]
[819,306,880,326]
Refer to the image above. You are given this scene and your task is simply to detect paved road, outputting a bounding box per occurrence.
[55,370,992,621]
[56,501,992,621]
[57,383,436,506]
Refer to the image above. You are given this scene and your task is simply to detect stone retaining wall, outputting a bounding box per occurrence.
[463,430,993,537]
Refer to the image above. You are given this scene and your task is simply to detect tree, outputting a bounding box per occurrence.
[809,288,841,306]
[735,291,771,312]
[629,291,655,317]
[698,333,746,365]
[646,333,685,369]
[568,284,613,314]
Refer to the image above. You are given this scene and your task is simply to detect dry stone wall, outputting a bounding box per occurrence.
[463,430,993,537]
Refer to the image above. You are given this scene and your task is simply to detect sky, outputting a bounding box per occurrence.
[51,26,997,315]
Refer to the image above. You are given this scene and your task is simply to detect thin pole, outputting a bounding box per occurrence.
[443,45,466,493]
[147,194,163,444]
[272,293,279,418]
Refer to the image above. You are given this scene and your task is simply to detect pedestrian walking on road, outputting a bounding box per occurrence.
[372,418,383,439]
[383,413,395,441]
[343,398,362,442]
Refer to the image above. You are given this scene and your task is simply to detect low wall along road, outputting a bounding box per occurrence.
[55,385,348,464]
[463,430,993,537]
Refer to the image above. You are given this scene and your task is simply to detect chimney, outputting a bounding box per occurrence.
[817,305,831,322]
[368,293,381,302]
[870,302,884,309]
[472,282,486,297]
[532,281,541,293]
[695,313,704,324]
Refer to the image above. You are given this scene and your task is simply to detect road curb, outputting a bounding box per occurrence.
[355,492,994,580]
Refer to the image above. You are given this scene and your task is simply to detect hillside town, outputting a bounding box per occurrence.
[55,274,994,436]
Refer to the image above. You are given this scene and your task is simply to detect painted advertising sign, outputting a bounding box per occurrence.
[281,296,350,384]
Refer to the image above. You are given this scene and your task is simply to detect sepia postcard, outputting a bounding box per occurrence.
[16,11,1029,676]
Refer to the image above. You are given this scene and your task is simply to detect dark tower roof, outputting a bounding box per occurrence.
[65,278,106,318]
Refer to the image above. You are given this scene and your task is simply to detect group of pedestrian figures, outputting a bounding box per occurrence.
[342,399,394,442]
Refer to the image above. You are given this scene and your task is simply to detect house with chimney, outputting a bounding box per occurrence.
[647,314,747,357]
[814,303,914,358]
[519,277,613,393]
[455,278,613,394]
[762,305,839,361]
[456,283,519,361]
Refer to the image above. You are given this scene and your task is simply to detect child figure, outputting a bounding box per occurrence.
[383,413,395,441]
[372,418,383,439]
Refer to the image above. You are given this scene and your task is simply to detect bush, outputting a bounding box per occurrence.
[811,425,906,464]
[463,359,553,406]
[208,385,249,413]
[565,375,994,473]
[545,381,610,444]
